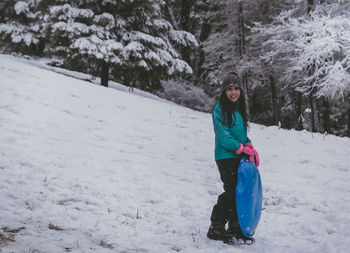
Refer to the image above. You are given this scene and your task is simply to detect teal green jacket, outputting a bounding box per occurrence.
[212,101,251,160]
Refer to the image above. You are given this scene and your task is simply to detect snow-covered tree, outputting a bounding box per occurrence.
[196,0,298,94]
[242,0,307,128]
[0,0,43,55]
[43,3,121,86]
[250,1,350,134]
[115,0,198,90]
[251,2,350,100]
[42,0,198,89]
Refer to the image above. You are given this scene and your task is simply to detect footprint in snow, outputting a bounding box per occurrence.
[298,158,310,164]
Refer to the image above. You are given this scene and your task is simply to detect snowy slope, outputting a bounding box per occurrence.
[0,54,350,253]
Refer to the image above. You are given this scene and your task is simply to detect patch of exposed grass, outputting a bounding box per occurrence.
[0,226,25,245]
[48,223,63,231]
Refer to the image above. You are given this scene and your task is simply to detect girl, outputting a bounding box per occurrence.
[207,72,259,243]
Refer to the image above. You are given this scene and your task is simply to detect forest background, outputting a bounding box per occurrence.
[1,0,349,137]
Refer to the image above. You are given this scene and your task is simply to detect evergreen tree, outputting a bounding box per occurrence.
[0,0,43,55]
[41,0,198,89]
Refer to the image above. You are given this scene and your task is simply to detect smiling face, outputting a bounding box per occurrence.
[225,86,241,103]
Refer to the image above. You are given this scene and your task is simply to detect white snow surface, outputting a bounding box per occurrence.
[1,54,350,253]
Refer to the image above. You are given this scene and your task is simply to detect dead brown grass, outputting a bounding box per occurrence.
[0,226,25,245]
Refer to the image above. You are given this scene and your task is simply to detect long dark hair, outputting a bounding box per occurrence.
[218,89,249,129]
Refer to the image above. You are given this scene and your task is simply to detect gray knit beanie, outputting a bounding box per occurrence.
[221,72,244,92]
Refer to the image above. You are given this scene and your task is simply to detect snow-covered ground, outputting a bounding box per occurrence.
[1,54,350,253]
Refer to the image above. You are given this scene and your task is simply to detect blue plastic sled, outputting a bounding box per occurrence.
[236,157,262,238]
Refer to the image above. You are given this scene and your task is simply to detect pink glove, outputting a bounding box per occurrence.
[235,144,254,163]
[246,143,260,167]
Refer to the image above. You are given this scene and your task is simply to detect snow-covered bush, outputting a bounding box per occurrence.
[159,80,215,112]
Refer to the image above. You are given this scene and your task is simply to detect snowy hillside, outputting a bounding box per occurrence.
[1,54,350,253]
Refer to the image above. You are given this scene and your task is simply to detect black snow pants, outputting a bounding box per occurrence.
[210,158,241,226]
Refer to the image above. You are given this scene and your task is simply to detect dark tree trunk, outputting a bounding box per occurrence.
[306,2,318,132]
[269,75,279,125]
[297,92,303,130]
[192,46,202,84]
[243,72,249,100]
[199,22,211,42]
[243,73,253,121]
[309,95,316,132]
[307,0,314,13]
[237,1,251,114]
[180,0,195,31]
[347,107,350,137]
[165,4,179,30]
[179,0,197,65]
[322,97,331,133]
[100,60,109,87]
[193,22,211,84]
[261,1,280,126]
[309,91,319,132]
[237,1,245,57]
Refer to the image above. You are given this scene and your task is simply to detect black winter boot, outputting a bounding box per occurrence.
[226,220,241,238]
[207,222,227,241]
[225,220,255,244]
